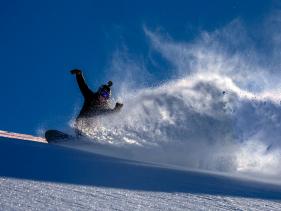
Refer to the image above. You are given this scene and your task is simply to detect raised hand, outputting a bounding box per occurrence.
[70,69,82,75]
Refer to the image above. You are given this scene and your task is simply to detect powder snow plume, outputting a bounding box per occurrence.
[72,17,281,181]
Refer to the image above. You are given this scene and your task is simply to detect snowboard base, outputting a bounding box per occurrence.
[45,130,72,143]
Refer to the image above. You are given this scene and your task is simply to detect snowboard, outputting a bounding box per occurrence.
[45,130,72,143]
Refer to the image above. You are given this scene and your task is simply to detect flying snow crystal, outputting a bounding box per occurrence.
[71,20,281,180]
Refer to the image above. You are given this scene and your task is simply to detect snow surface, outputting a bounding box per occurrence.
[0,138,281,210]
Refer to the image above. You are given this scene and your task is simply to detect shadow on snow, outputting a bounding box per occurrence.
[0,138,281,200]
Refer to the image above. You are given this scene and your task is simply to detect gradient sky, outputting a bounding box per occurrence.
[0,0,275,135]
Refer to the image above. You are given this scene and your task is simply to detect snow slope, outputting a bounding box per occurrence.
[0,138,281,210]
[3,23,281,210]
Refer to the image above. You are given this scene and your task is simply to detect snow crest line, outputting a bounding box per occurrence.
[0,130,47,143]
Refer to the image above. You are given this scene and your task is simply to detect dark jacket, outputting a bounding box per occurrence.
[75,74,116,119]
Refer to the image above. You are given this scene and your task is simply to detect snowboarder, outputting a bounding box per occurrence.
[70,69,123,133]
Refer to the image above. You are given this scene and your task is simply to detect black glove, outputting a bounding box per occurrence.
[70,69,82,75]
[115,102,123,110]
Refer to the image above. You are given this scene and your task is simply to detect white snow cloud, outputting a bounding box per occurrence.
[73,15,281,181]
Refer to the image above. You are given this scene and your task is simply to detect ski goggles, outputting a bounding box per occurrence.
[100,90,110,99]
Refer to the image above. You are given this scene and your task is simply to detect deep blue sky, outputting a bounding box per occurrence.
[0,0,275,135]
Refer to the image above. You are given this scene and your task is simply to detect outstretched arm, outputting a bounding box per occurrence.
[102,102,123,115]
[70,69,94,99]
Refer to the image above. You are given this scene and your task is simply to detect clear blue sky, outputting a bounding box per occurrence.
[0,0,275,135]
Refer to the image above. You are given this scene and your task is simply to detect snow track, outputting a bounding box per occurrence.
[0,130,46,143]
